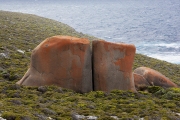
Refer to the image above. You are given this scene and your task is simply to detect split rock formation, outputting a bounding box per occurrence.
[16,36,178,93]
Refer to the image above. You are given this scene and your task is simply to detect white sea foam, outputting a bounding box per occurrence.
[147,53,180,64]
[154,43,179,49]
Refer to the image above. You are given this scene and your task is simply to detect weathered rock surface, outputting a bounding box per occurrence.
[16,36,92,93]
[92,40,136,93]
[134,67,178,88]
[133,73,150,90]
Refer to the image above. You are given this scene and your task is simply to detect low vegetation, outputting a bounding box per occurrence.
[0,11,180,119]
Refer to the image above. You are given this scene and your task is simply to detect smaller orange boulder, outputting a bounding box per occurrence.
[133,73,150,90]
[92,40,136,93]
[16,36,92,93]
[134,67,178,88]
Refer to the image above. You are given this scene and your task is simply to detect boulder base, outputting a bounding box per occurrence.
[92,40,136,93]
[16,36,92,93]
[134,67,178,88]
[133,73,150,90]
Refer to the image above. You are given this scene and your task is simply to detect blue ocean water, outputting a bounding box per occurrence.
[0,0,180,64]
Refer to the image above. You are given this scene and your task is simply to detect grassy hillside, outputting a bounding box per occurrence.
[0,11,180,120]
[0,11,96,82]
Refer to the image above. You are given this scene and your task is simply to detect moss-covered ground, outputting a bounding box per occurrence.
[0,11,180,120]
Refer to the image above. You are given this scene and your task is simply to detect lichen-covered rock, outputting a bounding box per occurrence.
[134,67,178,88]
[16,36,92,93]
[92,40,136,93]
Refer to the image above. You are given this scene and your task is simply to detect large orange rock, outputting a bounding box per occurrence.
[92,40,136,93]
[16,36,92,93]
[134,67,178,88]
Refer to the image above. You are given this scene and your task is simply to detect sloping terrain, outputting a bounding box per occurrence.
[0,11,96,81]
[0,11,180,120]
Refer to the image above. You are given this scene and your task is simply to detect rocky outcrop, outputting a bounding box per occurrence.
[92,40,136,93]
[17,36,177,93]
[16,36,92,93]
[134,67,178,88]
